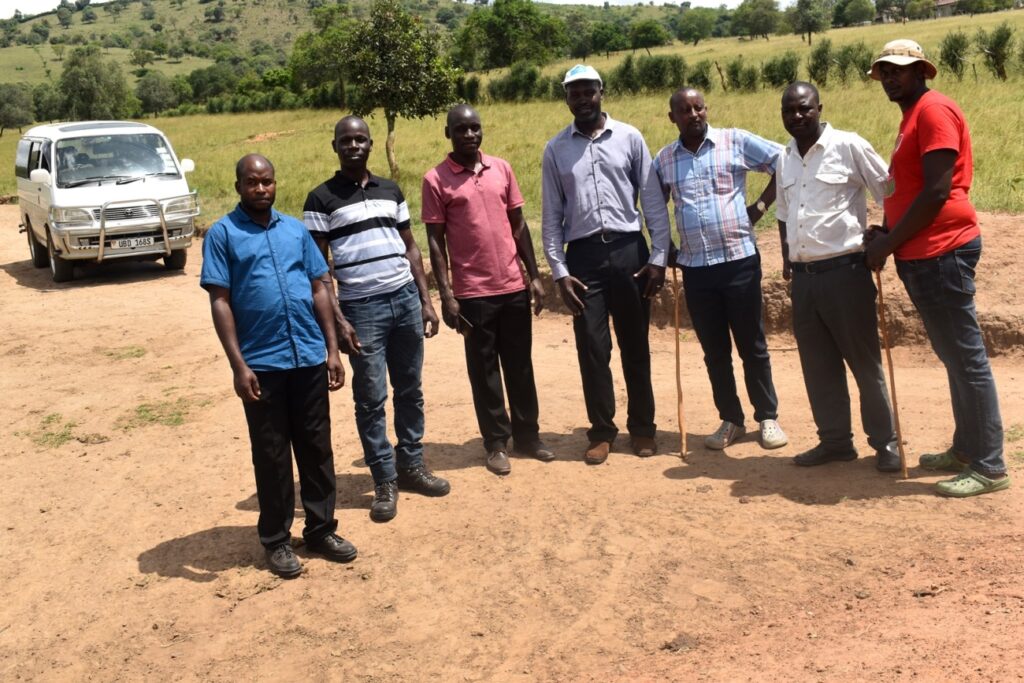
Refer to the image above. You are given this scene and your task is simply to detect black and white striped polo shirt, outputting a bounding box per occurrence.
[303,171,414,300]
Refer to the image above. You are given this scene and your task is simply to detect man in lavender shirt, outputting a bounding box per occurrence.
[541,65,672,465]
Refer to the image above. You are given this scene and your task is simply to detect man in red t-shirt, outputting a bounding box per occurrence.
[423,104,554,476]
[865,39,1008,497]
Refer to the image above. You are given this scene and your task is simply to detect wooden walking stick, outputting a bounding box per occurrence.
[875,269,908,479]
[673,267,686,459]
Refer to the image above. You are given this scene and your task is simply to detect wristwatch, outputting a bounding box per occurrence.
[755,199,767,213]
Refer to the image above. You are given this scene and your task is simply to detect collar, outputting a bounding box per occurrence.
[676,124,718,154]
[571,112,618,139]
[333,169,379,187]
[786,122,834,157]
[443,152,492,174]
[231,204,281,229]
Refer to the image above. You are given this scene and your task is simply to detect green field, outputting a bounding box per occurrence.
[1,13,1022,254]
[0,43,214,85]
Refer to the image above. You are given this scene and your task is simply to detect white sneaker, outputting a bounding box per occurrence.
[704,421,745,450]
[759,419,788,449]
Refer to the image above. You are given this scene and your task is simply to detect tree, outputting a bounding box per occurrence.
[57,6,73,29]
[342,0,459,179]
[674,8,715,46]
[289,5,356,109]
[629,19,670,55]
[836,0,874,25]
[58,45,137,119]
[82,6,97,23]
[788,0,828,45]
[51,43,66,61]
[136,71,178,114]
[130,48,155,69]
[590,21,629,57]
[939,30,970,81]
[565,11,593,60]
[733,0,780,41]
[905,0,933,19]
[0,83,34,136]
[33,82,63,121]
[452,0,567,70]
[976,22,1014,80]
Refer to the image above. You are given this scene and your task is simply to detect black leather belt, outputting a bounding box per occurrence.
[790,252,864,274]
[571,231,638,246]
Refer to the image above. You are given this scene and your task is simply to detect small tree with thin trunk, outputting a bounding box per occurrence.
[342,0,458,180]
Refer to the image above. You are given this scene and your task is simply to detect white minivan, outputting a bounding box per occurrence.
[15,121,200,282]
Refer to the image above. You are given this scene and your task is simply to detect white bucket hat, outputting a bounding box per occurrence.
[868,39,938,80]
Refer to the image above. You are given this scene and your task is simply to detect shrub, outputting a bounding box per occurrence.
[487,61,541,102]
[939,30,971,82]
[455,75,481,104]
[975,22,1015,81]
[689,59,714,92]
[761,51,800,88]
[807,38,833,87]
[608,54,639,95]
[834,41,872,85]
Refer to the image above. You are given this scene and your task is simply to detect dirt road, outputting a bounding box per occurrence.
[1,205,1022,681]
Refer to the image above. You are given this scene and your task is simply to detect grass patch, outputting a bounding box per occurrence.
[116,398,192,431]
[102,345,147,361]
[1005,423,1024,443]
[1009,451,1024,465]
[19,412,78,448]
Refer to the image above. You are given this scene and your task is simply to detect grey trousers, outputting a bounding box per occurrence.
[791,261,896,453]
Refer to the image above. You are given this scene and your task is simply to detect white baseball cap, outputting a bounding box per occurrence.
[562,64,603,87]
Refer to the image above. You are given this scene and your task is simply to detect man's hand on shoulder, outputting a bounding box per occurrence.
[233,365,261,402]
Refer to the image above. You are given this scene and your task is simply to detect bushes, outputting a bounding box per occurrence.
[761,51,800,88]
[608,55,687,95]
[834,41,872,85]
[975,22,1015,81]
[939,30,971,82]
[487,61,541,102]
[689,59,715,92]
[807,38,833,87]
[725,56,759,92]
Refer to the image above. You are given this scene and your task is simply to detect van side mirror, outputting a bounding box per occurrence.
[29,168,52,185]
[180,158,195,173]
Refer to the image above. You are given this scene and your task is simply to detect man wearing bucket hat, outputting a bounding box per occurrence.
[541,64,672,465]
[864,39,1009,497]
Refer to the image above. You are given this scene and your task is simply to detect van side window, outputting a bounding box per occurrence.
[39,142,52,172]
[27,142,41,175]
[14,139,31,179]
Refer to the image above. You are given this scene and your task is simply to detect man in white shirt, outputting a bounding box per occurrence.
[776,81,900,472]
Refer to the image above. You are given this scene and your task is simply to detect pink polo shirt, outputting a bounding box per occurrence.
[421,153,527,299]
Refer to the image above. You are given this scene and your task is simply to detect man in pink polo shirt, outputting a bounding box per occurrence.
[424,104,553,475]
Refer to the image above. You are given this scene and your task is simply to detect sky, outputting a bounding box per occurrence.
[1,0,743,21]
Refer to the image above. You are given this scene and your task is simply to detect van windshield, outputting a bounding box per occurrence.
[55,134,180,188]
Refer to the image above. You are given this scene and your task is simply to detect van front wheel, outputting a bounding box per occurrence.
[164,249,187,270]
[46,230,74,283]
[26,222,48,268]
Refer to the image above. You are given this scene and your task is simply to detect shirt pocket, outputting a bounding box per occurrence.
[779,174,798,219]
[813,163,852,214]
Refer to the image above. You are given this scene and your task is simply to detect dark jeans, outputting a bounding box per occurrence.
[565,232,656,443]
[341,281,426,484]
[896,237,1005,476]
[683,252,778,427]
[458,289,541,453]
[791,260,895,453]
[242,362,337,549]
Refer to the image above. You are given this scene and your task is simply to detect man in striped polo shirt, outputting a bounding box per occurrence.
[303,115,450,523]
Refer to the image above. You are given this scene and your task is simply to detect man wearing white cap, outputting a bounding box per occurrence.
[541,64,672,465]
[864,39,1009,497]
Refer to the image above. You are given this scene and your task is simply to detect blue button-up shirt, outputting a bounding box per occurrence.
[652,125,783,267]
[200,205,329,372]
[541,113,671,281]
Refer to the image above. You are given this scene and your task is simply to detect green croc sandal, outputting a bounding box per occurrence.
[935,470,1011,498]
[919,448,968,472]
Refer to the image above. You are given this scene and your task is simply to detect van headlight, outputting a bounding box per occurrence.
[50,207,95,229]
[162,194,199,219]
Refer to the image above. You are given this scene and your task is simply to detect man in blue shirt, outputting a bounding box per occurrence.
[201,154,356,579]
[541,65,672,465]
[652,87,787,452]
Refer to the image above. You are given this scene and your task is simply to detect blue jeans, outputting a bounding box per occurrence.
[340,281,425,484]
[896,237,1005,476]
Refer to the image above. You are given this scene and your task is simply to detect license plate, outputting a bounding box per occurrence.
[110,236,154,249]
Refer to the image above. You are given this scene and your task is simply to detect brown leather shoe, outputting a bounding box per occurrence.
[631,436,657,457]
[584,441,610,465]
[486,450,511,475]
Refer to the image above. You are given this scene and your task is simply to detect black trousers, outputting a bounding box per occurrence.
[242,362,337,549]
[458,289,541,453]
[791,261,896,452]
[565,232,656,443]
[683,252,778,427]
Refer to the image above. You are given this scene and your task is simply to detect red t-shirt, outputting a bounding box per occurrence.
[421,153,526,299]
[884,90,979,260]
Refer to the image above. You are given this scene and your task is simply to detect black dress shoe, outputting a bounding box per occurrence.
[513,441,556,462]
[265,543,302,578]
[793,445,858,467]
[396,466,451,497]
[370,480,399,522]
[875,442,902,473]
[306,533,358,563]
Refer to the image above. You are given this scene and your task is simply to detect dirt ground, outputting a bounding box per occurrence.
[1,203,1022,682]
